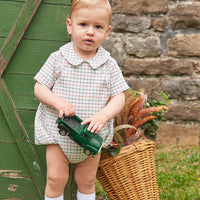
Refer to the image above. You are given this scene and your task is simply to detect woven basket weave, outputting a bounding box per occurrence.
[97,140,160,200]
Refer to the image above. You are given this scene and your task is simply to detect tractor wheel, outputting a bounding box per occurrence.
[59,129,68,136]
[84,149,92,156]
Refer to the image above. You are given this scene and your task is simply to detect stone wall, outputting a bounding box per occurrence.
[103,0,200,146]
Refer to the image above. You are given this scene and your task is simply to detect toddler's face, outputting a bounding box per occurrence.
[67,7,111,59]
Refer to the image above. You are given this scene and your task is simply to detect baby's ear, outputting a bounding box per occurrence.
[66,18,72,35]
[104,25,112,39]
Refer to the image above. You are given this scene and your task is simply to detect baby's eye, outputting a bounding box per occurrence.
[96,25,102,29]
[80,23,86,27]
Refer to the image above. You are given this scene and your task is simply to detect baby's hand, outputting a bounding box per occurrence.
[55,99,75,118]
[81,112,108,133]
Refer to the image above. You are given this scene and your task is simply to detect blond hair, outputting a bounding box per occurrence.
[69,0,112,24]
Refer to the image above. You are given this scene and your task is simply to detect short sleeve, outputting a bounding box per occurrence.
[34,52,61,89]
[109,58,129,96]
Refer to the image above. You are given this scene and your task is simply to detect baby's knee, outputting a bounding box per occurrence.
[47,170,69,187]
[75,173,96,189]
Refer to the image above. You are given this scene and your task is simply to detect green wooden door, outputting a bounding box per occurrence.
[0,0,71,199]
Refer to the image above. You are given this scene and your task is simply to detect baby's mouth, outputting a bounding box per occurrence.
[85,39,94,44]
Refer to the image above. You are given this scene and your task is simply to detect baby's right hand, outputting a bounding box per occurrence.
[55,99,75,118]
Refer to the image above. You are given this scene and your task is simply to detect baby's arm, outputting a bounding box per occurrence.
[81,92,125,133]
[34,81,75,118]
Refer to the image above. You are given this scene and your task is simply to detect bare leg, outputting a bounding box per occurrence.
[45,144,70,198]
[74,153,101,194]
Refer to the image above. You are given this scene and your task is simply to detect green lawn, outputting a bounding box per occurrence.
[96,146,200,200]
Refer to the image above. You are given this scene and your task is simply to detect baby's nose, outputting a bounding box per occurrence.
[87,26,94,35]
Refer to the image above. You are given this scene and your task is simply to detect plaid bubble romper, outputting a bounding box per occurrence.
[34,42,129,163]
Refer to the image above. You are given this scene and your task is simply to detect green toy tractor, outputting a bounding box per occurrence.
[57,115,103,156]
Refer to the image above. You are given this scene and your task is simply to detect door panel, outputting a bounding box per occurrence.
[0,0,71,199]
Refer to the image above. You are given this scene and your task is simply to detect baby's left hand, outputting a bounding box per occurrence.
[81,111,108,133]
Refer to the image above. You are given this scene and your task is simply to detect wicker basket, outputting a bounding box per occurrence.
[97,140,160,200]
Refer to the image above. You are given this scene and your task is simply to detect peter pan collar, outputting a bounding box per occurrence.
[59,42,110,69]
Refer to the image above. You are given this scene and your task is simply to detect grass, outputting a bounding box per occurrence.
[96,145,200,200]
[156,146,200,200]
